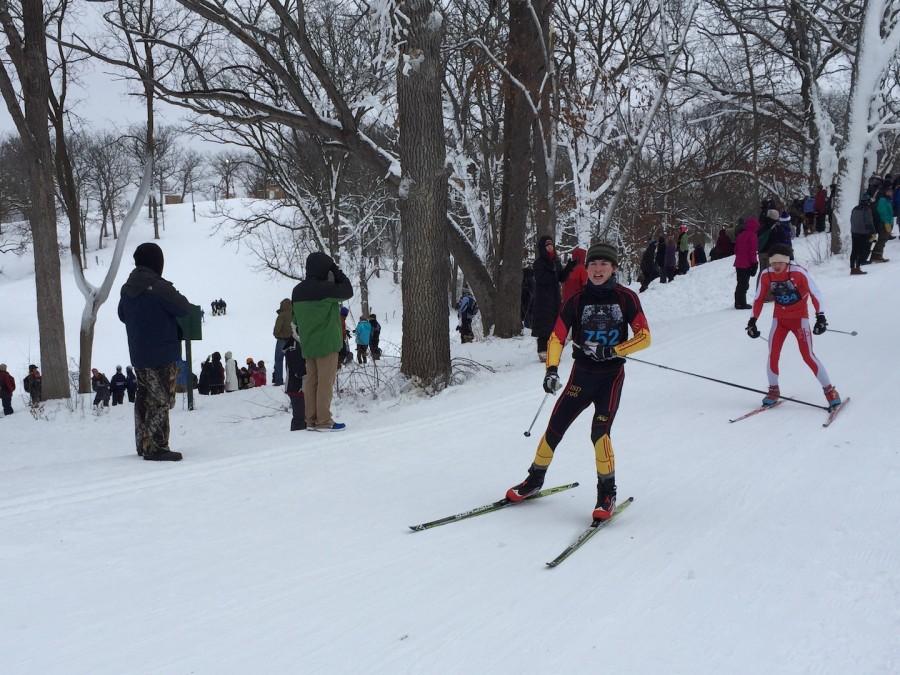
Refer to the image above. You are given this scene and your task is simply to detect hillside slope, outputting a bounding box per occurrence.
[0,215,897,674]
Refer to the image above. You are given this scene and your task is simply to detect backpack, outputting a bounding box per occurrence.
[459,295,478,318]
[23,377,30,393]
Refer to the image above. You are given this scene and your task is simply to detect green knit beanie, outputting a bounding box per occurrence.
[586,242,618,266]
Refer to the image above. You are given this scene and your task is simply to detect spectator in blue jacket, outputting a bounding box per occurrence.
[355,317,372,364]
[110,366,127,405]
[118,243,194,461]
[125,366,137,403]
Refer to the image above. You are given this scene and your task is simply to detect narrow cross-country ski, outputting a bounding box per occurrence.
[409,482,579,532]
[823,396,850,428]
[729,400,783,422]
[546,497,634,568]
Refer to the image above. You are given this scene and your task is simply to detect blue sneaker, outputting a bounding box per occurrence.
[315,422,346,432]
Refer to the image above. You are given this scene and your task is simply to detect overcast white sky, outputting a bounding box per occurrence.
[0,4,203,141]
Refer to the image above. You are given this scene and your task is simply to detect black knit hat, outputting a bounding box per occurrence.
[769,243,793,260]
[134,242,164,275]
[586,241,618,266]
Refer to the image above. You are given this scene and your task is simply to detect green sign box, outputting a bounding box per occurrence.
[177,305,203,341]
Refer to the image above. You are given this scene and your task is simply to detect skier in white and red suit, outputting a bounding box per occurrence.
[745,242,841,410]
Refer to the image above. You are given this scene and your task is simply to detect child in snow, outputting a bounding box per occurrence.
[456,290,478,343]
[283,337,306,430]
[91,369,110,407]
[0,363,15,415]
[745,243,841,410]
[23,364,42,406]
[252,360,267,387]
[125,366,137,402]
[110,366,128,405]
[369,313,382,360]
[355,317,372,364]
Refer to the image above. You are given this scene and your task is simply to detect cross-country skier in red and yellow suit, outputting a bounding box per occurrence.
[745,243,841,409]
[506,242,651,521]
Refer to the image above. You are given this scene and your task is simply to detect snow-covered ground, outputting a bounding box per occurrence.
[1,206,898,674]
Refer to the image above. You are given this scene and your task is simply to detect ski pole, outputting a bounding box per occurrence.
[523,393,551,437]
[827,328,857,336]
[625,356,829,410]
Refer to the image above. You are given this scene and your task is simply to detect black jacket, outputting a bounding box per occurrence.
[118,266,193,368]
[531,237,570,337]
[654,238,666,268]
[291,252,353,303]
[110,372,127,392]
[641,242,658,276]
[91,374,110,392]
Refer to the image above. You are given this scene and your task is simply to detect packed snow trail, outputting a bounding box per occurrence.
[1,207,898,673]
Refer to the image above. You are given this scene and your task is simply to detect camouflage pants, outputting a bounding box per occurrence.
[134,363,177,456]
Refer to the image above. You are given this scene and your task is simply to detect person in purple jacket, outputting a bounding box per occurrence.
[733,217,759,309]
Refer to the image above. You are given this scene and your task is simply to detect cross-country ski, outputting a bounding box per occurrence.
[409,482,579,531]
[546,497,635,568]
[729,399,784,422]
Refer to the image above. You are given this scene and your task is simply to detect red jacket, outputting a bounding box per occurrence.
[734,218,759,269]
[752,263,824,321]
[0,371,14,395]
[814,189,827,214]
[561,247,588,304]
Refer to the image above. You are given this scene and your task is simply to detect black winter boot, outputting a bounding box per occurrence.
[506,465,547,502]
[592,475,617,521]
[144,449,183,462]
[290,395,307,431]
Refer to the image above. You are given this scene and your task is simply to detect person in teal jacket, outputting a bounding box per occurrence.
[354,318,372,364]
[871,187,894,262]
[291,252,353,431]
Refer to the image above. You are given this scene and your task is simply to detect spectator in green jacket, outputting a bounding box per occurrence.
[292,252,353,431]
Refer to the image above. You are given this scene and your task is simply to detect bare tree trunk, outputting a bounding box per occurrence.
[151,194,159,239]
[1,0,71,400]
[110,198,118,239]
[27,155,69,399]
[530,0,556,238]
[358,238,370,317]
[78,310,96,394]
[449,260,459,308]
[494,0,544,338]
[397,0,450,388]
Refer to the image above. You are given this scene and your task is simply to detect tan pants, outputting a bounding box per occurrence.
[303,352,339,428]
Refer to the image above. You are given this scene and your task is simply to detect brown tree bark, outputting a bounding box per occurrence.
[397,0,451,388]
[529,0,555,239]
[0,0,70,399]
[494,0,546,338]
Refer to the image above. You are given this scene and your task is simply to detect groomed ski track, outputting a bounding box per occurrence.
[1,205,898,674]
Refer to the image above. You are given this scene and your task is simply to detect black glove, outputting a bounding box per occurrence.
[746,317,760,339]
[813,313,827,335]
[597,346,617,361]
[543,366,561,394]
